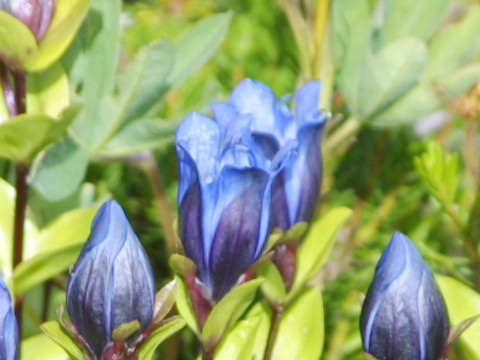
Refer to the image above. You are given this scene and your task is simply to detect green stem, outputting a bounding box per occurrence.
[264,306,284,360]
[324,117,361,153]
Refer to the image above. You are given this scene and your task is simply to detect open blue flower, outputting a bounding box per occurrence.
[212,79,327,230]
[176,111,289,300]
[0,276,18,360]
[360,232,449,360]
[66,200,156,358]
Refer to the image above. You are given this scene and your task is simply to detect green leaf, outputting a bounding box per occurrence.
[245,301,272,360]
[174,274,198,333]
[30,137,90,201]
[169,254,196,276]
[13,242,83,295]
[167,12,233,86]
[0,79,8,122]
[357,37,428,119]
[0,105,77,163]
[270,287,324,360]
[0,10,38,71]
[112,320,141,341]
[436,275,480,359]
[99,118,178,157]
[26,61,69,117]
[26,0,92,71]
[67,0,121,146]
[380,0,448,44]
[153,279,177,324]
[424,6,480,79]
[22,333,72,360]
[202,279,264,346]
[257,262,287,305]
[435,63,480,99]
[40,321,84,360]
[214,316,263,360]
[291,207,352,297]
[138,317,186,360]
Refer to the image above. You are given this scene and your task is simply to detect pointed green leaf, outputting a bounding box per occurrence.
[380,0,448,44]
[174,274,198,333]
[40,321,83,360]
[22,333,73,360]
[291,207,352,297]
[153,279,177,324]
[357,37,428,119]
[25,0,92,71]
[26,61,69,117]
[13,242,84,295]
[257,262,287,305]
[245,301,272,360]
[99,118,178,157]
[112,320,141,341]
[214,316,263,360]
[138,317,186,360]
[167,12,233,86]
[436,275,480,359]
[30,137,90,201]
[202,279,264,346]
[270,287,324,360]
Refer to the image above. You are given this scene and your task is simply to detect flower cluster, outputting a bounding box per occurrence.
[360,232,450,360]
[175,79,327,300]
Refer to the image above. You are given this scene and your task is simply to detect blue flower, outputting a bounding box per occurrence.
[212,79,327,230]
[0,276,18,360]
[66,200,156,358]
[360,232,449,360]
[176,111,289,300]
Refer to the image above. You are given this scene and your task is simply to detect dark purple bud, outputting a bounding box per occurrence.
[66,200,156,359]
[0,276,18,360]
[360,232,449,360]
[0,0,56,40]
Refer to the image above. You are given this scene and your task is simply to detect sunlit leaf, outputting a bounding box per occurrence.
[40,321,83,360]
[138,317,186,360]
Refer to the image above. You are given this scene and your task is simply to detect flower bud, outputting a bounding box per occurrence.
[360,232,449,360]
[0,276,18,360]
[66,200,156,358]
[0,0,56,40]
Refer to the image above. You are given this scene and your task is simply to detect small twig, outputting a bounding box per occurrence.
[264,305,284,360]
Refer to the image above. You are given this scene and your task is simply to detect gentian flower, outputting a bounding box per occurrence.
[176,111,290,300]
[0,276,18,360]
[0,0,56,41]
[0,0,90,71]
[66,200,156,359]
[360,232,449,360]
[212,79,327,230]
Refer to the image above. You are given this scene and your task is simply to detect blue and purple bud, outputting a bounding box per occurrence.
[66,200,156,359]
[176,110,290,301]
[212,79,327,231]
[0,276,18,360]
[0,0,56,41]
[360,232,449,360]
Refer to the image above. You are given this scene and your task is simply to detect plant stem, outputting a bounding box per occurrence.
[264,306,284,360]
[324,117,361,153]
[139,152,178,255]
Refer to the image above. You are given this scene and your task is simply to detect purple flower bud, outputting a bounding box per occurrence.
[0,276,18,360]
[360,232,449,360]
[66,200,156,358]
[212,79,327,230]
[0,0,56,41]
[176,111,290,300]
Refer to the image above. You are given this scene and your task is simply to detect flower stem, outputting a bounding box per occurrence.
[324,116,361,153]
[264,306,284,360]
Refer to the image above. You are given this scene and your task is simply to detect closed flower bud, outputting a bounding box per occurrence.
[212,79,327,230]
[176,111,290,300]
[360,232,449,360]
[0,276,18,360]
[0,0,56,40]
[66,200,156,359]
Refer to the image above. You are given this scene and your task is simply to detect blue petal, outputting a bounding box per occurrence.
[360,232,449,360]
[294,80,321,124]
[67,200,155,358]
[0,277,18,360]
[206,167,270,299]
[211,102,238,129]
[229,79,277,135]
[176,112,220,184]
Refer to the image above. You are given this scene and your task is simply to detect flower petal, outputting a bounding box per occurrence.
[294,80,321,124]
